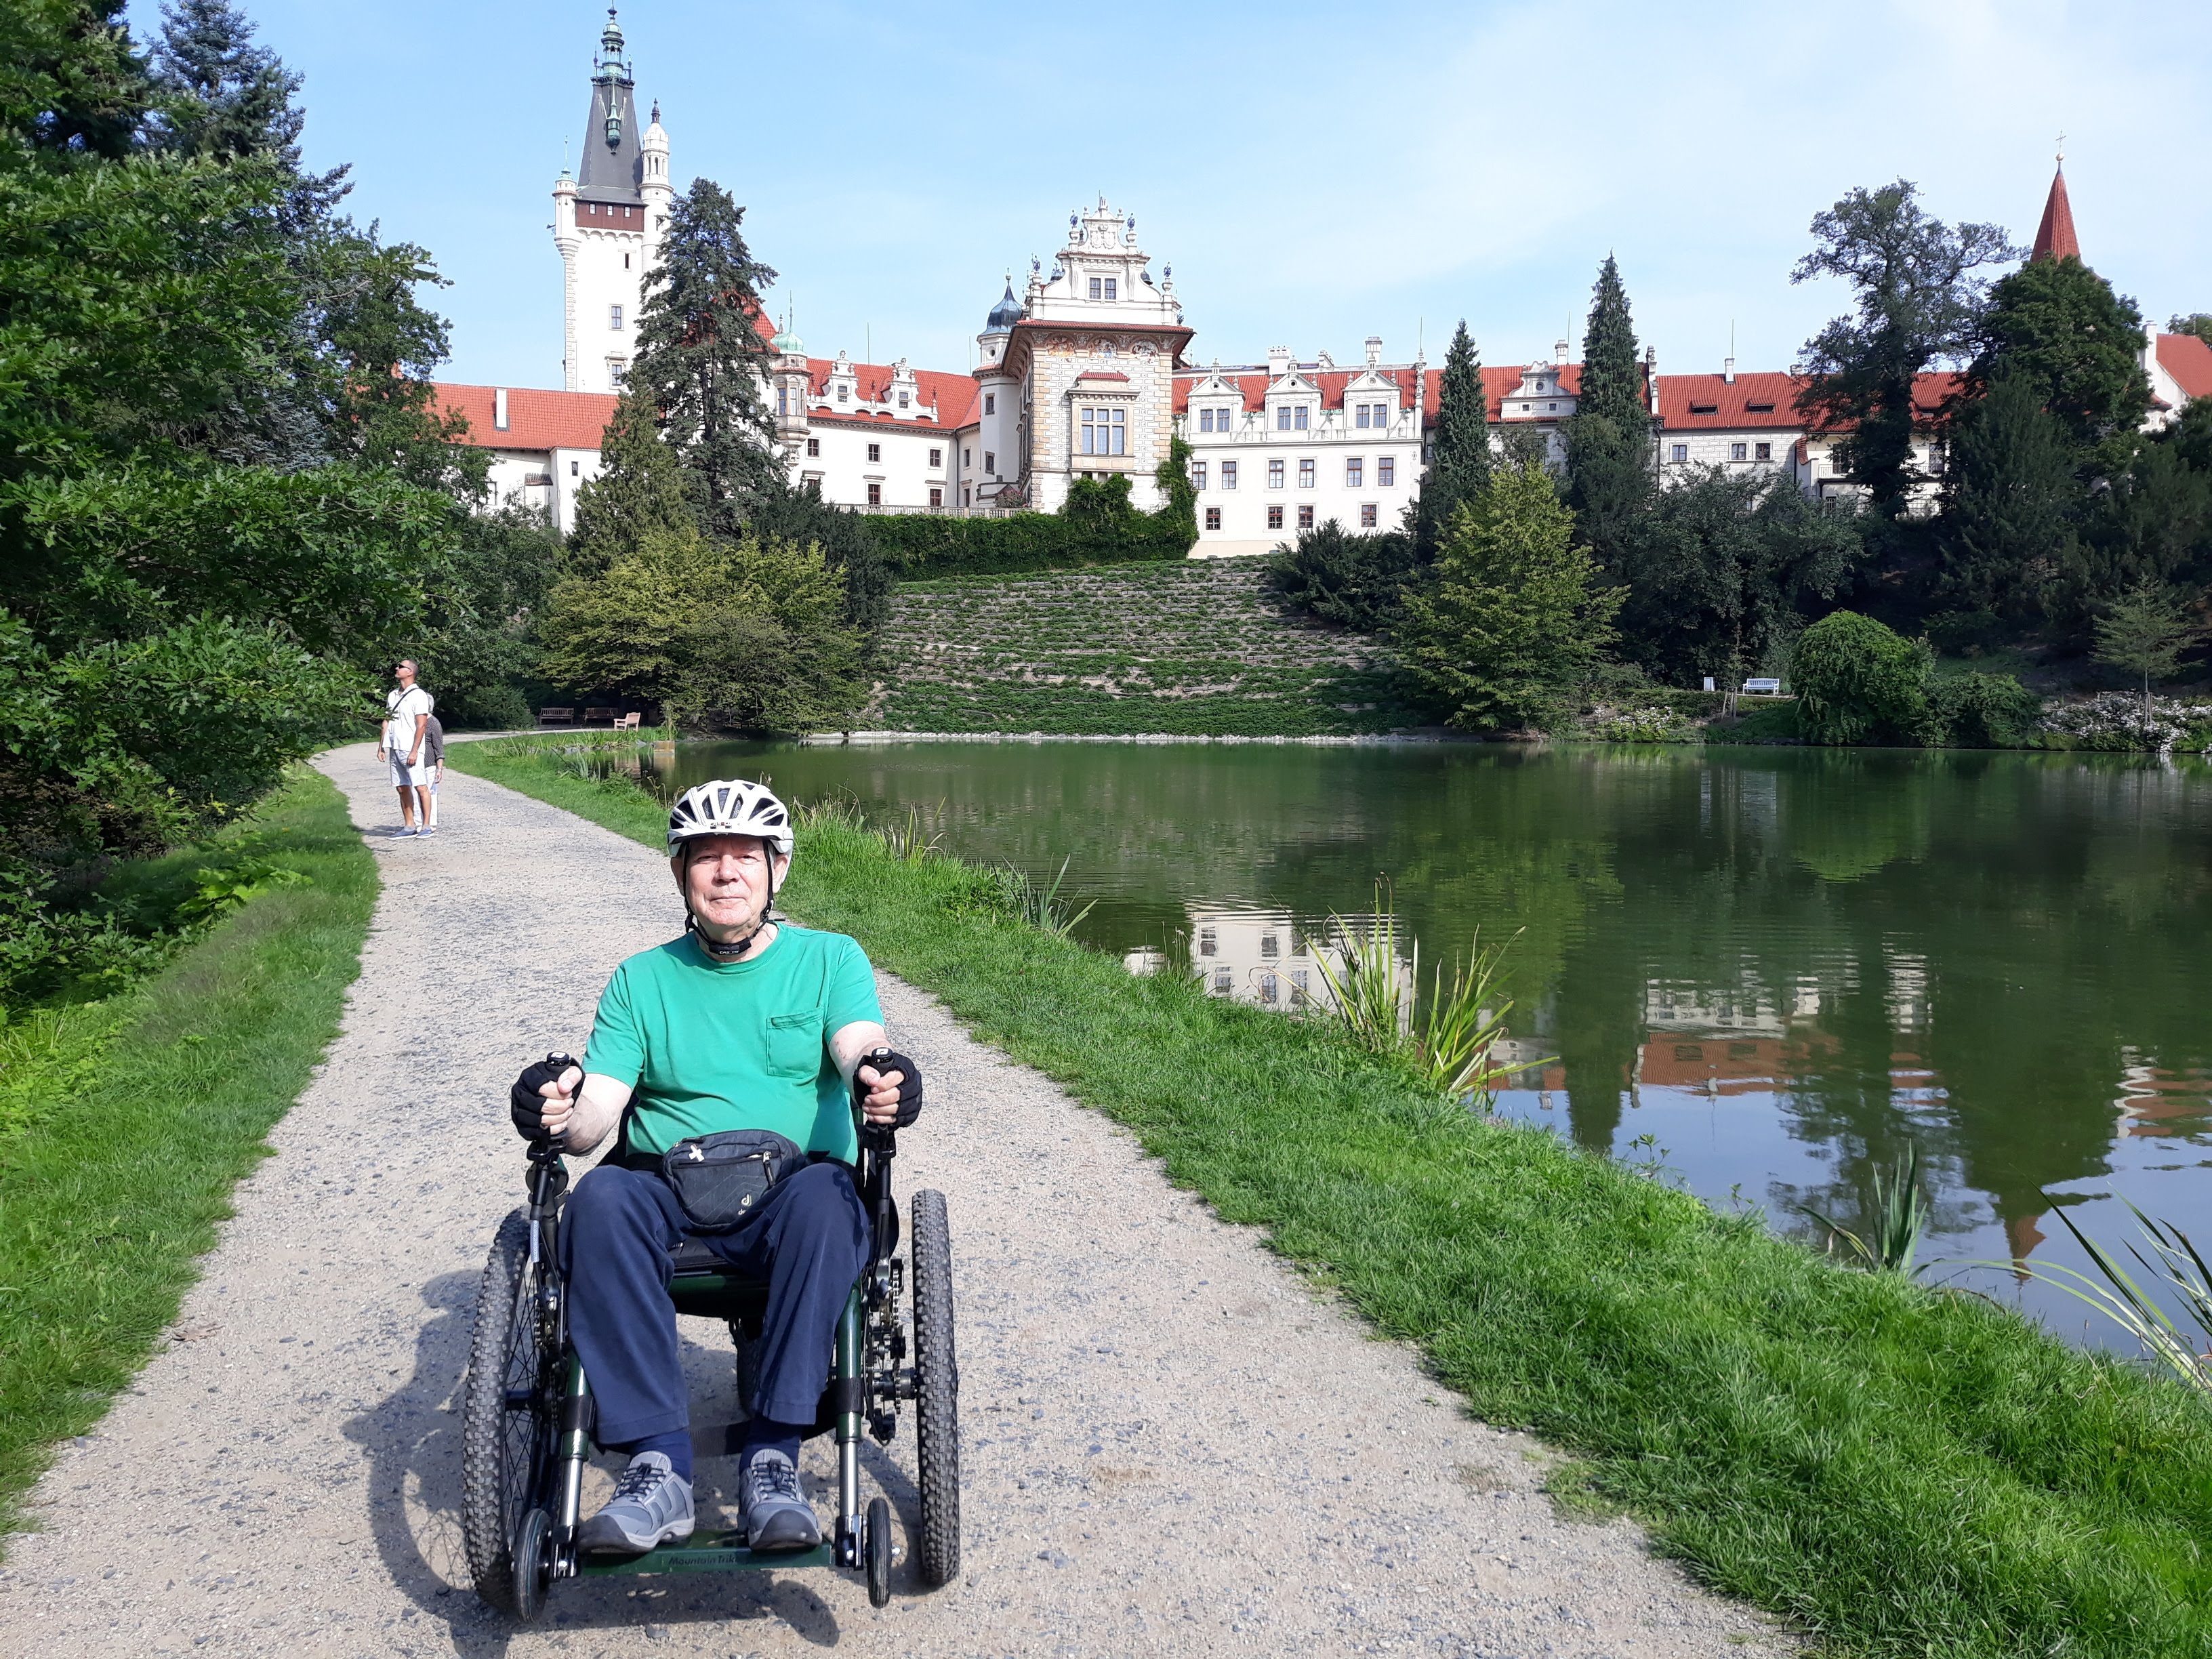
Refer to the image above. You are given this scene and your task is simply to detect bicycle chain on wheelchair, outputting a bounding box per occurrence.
[863,1258,917,1443]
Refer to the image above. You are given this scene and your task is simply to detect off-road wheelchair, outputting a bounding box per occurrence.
[459,1090,960,1615]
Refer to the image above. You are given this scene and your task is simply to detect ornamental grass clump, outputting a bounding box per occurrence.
[1307,887,1532,1104]
[1797,1141,1933,1275]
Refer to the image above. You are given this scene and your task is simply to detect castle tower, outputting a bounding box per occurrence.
[552,9,660,392]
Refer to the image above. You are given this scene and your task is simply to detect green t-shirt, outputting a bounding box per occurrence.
[583,923,883,1163]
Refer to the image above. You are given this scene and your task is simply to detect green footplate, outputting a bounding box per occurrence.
[578,1530,835,1576]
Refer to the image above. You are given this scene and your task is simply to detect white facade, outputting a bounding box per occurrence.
[1179,337,1425,557]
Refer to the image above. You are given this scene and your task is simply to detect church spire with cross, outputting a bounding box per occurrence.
[2030,138,2080,263]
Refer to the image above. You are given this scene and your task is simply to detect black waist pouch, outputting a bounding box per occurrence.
[661,1129,803,1232]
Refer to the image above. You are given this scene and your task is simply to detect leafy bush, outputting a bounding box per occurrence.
[1790,610,1931,745]
[538,526,863,733]
[867,441,1197,578]
[1924,672,2042,747]
[1264,520,1423,632]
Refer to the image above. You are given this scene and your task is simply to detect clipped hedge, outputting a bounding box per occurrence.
[869,443,1197,578]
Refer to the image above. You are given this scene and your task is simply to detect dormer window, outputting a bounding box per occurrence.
[1688,401,1718,415]
[899,392,910,409]
[837,384,849,403]
[1294,405,1309,430]
[1746,401,1776,413]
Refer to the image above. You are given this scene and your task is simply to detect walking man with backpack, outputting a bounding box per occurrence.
[377,660,435,836]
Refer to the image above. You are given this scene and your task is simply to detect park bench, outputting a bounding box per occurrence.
[582,705,617,724]
[536,706,575,726]
[1740,678,1784,696]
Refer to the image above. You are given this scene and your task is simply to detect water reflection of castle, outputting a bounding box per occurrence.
[1124,905,1414,1016]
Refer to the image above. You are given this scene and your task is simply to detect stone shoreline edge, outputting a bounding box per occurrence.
[443,735,2212,1659]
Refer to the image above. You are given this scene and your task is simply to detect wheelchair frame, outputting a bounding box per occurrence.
[460,1121,959,1616]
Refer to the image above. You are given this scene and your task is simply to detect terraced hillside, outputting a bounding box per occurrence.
[871,559,1423,736]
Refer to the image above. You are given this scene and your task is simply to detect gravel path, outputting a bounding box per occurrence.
[0,745,1788,1658]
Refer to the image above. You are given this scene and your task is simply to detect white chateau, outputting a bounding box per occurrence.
[438,13,2212,543]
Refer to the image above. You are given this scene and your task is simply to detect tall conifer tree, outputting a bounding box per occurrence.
[565,391,693,577]
[1935,370,2078,617]
[631,178,782,539]
[1563,254,1653,553]
[1415,321,1490,555]
[1967,255,2154,483]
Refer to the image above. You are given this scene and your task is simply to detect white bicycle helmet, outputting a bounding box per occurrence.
[666,778,794,860]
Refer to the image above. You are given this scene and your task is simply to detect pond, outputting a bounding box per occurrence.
[648,737,2212,1350]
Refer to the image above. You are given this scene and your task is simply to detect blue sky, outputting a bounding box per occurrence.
[148,1,2212,388]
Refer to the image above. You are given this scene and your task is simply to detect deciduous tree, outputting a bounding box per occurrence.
[1791,181,2018,519]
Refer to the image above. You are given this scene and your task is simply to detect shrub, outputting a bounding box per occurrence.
[1790,610,1930,745]
[1924,672,2042,747]
[1264,520,1422,632]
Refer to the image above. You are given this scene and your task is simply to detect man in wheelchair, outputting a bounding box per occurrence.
[506,779,922,1559]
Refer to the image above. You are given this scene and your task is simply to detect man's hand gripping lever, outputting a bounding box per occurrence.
[512,1052,583,1152]
[853,1045,922,1154]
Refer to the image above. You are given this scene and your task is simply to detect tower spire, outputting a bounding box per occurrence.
[2030,151,2080,263]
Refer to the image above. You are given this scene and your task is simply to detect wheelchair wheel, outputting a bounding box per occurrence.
[462,1209,555,1614]
[908,1188,961,1586]
[865,1496,893,1607]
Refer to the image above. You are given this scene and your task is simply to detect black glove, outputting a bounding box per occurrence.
[510,1052,579,1141]
[856,1046,924,1128]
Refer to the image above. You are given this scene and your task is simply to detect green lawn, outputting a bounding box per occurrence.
[450,735,2212,1659]
[0,766,375,1544]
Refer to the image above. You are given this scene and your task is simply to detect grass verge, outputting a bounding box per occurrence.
[449,737,2212,1659]
[0,766,375,1545]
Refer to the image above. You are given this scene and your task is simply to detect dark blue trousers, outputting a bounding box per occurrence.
[560,1160,872,1446]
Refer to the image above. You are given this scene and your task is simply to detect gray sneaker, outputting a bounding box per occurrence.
[576,1452,695,1555]
[739,1448,821,1551]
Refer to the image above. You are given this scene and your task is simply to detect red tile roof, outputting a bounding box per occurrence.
[1655,371,1960,430]
[2031,165,2081,262]
[430,382,619,451]
[803,356,979,429]
[2157,331,2212,401]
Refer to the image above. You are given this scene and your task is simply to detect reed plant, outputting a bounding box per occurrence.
[877,802,943,865]
[1306,887,1530,1104]
[996,856,1095,938]
[1798,1141,1933,1275]
[1993,1204,2212,1397]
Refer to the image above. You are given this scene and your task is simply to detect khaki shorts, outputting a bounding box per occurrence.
[388,754,431,788]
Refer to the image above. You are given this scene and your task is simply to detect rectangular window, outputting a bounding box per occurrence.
[1088,276,1103,300]
[899,391,910,409]
[1360,503,1378,528]
[1293,405,1309,430]
[1377,456,1394,487]
[1204,506,1221,530]
[984,392,995,415]
[964,448,971,466]
[1267,504,1284,530]
[867,443,882,463]
[1355,405,1370,429]
[1267,459,1285,489]
[928,447,943,468]
[1298,458,1315,488]
[571,459,579,477]
[1730,441,1748,462]
[1191,460,1208,490]
[1199,926,1217,957]
[928,487,943,508]
[1345,458,1363,488]
[1671,443,1689,464]
[777,387,788,416]
[1297,504,1315,529]
[1104,277,1118,300]
[985,450,996,473]
[1754,441,1772,462]
[806,438,820,457]
[837,384,848,403]
[1259,973,1278,1006]
[1199,407,1212,432]
[867,482,882,506]
[1221,460,1237,489]
[1276,405,1291,430]
[1830,452,1849,475]
[1214,967,1232,994]
[609,304,624,330]
[1080,407,1128,456]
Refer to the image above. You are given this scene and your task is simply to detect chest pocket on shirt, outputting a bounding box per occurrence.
[766,1010,823,1080]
